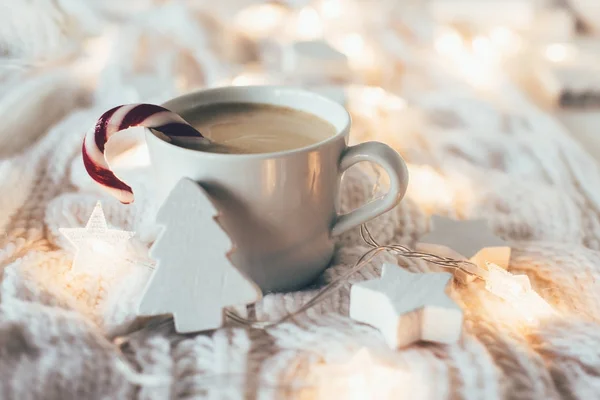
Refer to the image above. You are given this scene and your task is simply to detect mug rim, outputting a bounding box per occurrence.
[151,85,351,160]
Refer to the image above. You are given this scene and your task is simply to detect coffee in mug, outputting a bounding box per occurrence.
[179,103,337,154]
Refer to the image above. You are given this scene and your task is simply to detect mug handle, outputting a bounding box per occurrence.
[331,141,409,237]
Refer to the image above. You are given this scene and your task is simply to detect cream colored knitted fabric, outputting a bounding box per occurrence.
[3,1,600,399]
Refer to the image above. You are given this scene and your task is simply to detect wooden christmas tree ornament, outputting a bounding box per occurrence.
[417,215,511,282]
[137,178,262,333]
[350,264,463,349]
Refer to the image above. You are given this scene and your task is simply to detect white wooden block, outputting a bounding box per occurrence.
[283,40,352,83]
[350,264,463,349]
[137,178,262,333]
[535,60,600,108]
[417,216,510,282]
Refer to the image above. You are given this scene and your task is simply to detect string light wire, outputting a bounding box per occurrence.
[225,245,389,329]
[118,223,487,342]
[224,224,488,329]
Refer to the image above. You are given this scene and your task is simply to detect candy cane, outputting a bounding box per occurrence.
[82,103,206,204]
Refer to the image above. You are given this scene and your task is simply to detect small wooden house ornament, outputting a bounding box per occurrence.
[417,215,511,282]
[350,264,463,349]
[137,178,261,333]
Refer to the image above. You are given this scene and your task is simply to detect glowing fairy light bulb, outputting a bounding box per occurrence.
[319,0,343,19]
[233,4,289,40]
[518,291,557,323]
[489,27,521,52]
[294,7,323,40]
[231,71,270,86]
[490,27,511,46]
[434,27,464,56]
[472,36,496,60]
[329,32,380,78]
[348,86,406,120]
[310,349,404,400]
[544,43,575,63]
[485,262,531,302]
[73,32,115,85]
[60,202,135,276]
[406,165,454,212]
[336,33,365,60]
[433,27,501,89]
[485,263,556,323]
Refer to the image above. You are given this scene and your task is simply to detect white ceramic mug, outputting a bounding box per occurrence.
[147,86,409,292]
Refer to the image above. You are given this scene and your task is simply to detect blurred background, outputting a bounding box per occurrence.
[1,0,599,160]
[3,3,600,398]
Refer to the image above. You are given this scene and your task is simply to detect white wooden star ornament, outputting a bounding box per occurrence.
[350,264,463,349]
[417,215,511,282]
[59,202,135,275]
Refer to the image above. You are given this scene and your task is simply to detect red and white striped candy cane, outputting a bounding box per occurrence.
[82,103,205,204]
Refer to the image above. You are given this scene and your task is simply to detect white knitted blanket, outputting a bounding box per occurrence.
[2,1,600,399]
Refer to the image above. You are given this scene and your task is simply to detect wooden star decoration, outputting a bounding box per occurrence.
[59,202,135,275]
[309,349,404,400]
[417,215,511,282]
[350,264,463,349]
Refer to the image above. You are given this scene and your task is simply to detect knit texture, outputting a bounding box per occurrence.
[2,1,600,399]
